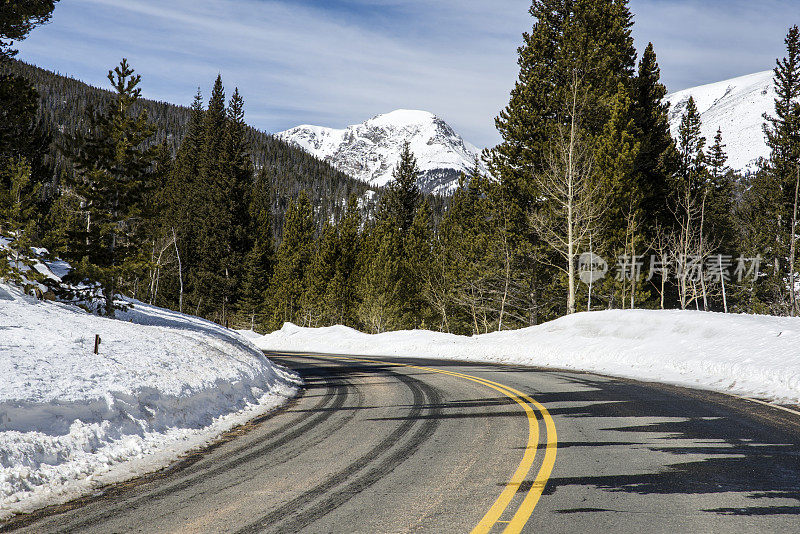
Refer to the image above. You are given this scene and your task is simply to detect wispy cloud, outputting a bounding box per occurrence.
[16,0,798,147]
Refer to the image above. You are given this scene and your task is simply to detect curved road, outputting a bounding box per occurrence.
[4,353,800,533]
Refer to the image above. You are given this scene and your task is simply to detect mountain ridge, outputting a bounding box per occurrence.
[666,70,775,174]
[278,109,484,195]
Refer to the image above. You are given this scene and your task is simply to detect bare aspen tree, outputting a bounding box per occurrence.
[648,223,671,310]
[530,74,602,314]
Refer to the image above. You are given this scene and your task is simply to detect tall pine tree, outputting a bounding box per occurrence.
[65,59,156,316]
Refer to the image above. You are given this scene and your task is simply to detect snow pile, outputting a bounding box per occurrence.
[666,70,774,174]
[252,309,800,404]
[0,284,299,519]
[278,109,484,195]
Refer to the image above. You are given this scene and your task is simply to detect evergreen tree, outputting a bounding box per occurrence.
[64,59,156,316]
[379,141,420,234]
[488,0,637,226]
[326,194,361,326]
[357,221,402,333]
[593,84,645,308]
[632,42,678,236]
[676,97,706,190]
[0,2,56,210]
[164,89,204,310]
[193,79,253,324]
[403,199,434,328]
[487,0,638,320]
[269,191,315,329]
[1,157,40,269]
[704,128,735,247]
[240,167,274,330]
[672,96,708,309]
[0,1,59,61]
[762,25,800,314]
[302,222,339,326]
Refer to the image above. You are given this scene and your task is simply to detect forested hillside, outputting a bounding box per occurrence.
[2,1,799,336]
[3,59,374,232]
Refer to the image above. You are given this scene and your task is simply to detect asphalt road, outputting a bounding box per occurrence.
[4,353,800,533]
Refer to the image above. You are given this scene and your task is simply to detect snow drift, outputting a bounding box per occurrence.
[251,309,800,405]
[0,284,299,520]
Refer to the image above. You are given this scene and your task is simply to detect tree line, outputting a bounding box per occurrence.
[2,0,800,335]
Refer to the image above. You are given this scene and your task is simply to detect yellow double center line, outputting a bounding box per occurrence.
[289,353,557,533]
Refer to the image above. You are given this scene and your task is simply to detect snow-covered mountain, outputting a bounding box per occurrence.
[666,70,775,174]
[277,110,484,195]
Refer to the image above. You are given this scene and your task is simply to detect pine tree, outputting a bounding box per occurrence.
[672,96,708,309]
[488,0,637,225]
[221,87,254,320]
[64,59,156,316]
[1,157,40,270]
[240,167,274,330]
[487,0,638,320]
[0,1,59,62]
[633,42,678,236]
[379,141,420,234]
[302,222,339,326]
[193,78,254,325]
[326,194,361,326]
[269,191,315,329]
[402,199,434,328]
[0,2,56,209]
[357,221,401,333]
[164,89,204,310]
[593,84,645,308]
[763,25,800,315]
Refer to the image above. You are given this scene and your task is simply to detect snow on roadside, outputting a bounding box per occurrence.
[0,284,299,520]
[250,309,800,405]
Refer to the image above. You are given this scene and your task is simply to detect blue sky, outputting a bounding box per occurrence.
[14,0,798,148]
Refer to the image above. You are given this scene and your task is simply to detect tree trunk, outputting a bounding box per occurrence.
[790,164,800,316]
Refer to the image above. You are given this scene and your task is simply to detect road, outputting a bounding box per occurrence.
[4,353,800,533]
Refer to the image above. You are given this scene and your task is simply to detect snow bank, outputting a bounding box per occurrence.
[251,310,800,404]
[0,284,299,519]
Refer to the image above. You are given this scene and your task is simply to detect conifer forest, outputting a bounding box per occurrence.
[2,0,800,335]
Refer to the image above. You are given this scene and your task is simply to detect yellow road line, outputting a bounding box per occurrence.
[281,353,557,533]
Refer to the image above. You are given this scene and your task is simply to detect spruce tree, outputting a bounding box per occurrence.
[0,1,59,61]
[704,128,735,250]
[0,2,57,209]
[676,97,706,190]
[269,191,315,329]
[65,59,156,316]
[240,167,274,330]
[1,157,40,270]
[302,222,339,326]
[487,0,638,320]
[357,221,401,333]
[763,25,800,314]
[379,141,420,234]
[489,0,637,223]
[593,84,645,308]
[164,89,204,310]
[402,199,434,328]
[633,42,678,236]
[326,194,361,326]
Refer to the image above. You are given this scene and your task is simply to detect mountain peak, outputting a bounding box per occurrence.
[665,70,775,173]
[277,110,483,195]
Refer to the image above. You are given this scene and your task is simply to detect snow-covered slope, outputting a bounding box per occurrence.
[666,70,775,174]
[0,255,299,518]
[251,309,800,405]
[277,110,484,195]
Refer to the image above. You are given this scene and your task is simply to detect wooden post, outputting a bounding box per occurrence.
[94,334,101,354]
